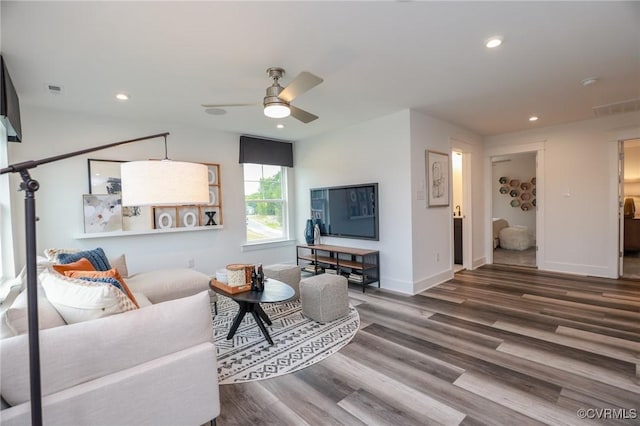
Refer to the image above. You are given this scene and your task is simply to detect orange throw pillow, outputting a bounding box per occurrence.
[65,269,140,308]
[52,258,95,274]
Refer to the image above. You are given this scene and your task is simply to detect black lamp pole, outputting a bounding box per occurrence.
[0,132,169,426]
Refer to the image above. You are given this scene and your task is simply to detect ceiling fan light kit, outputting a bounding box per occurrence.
[203,66,323,123]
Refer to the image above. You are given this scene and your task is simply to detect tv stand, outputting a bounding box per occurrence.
[296,244,380,293]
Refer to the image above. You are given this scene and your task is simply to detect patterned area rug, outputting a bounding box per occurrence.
[213,295,359,385]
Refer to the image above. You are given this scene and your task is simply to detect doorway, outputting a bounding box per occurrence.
[620,138,640,279]
[491,152,537,268]
[452,150,464,272]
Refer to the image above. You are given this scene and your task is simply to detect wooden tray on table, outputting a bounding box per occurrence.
[210,279,251,294]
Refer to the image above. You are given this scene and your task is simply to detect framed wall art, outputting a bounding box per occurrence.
[87,159,125,194]
[426,150,450,207]
[83,194,122,233]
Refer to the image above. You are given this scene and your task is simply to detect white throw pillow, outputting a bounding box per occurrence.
[5,286,66,335]
[40,269,137,324]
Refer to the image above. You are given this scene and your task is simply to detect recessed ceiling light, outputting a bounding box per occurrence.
[485,36,503,48]
[529,116,539,122]
[115,93,129,101]
[581,77,599,87]
[277,124,284,129]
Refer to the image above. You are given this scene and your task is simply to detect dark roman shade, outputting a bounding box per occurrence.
[0,55,22,142]
[239,135,293,167]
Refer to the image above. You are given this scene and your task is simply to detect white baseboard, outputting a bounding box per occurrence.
[413,268,454,295]
[538,261,616,279]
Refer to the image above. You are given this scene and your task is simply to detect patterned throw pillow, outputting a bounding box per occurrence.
[65,269,139,308]
[57,248,111,271]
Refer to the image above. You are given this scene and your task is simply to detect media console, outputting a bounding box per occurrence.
[296,244,380,293]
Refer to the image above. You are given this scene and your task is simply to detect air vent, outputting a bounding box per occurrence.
[593,98,640,117]
[45,84,63,95]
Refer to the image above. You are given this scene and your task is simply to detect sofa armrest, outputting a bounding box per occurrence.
[126,268,210,303]
[0,291,214,406]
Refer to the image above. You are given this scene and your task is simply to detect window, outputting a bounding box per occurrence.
[244,163,288,243]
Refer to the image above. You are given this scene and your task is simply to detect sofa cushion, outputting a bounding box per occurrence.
[65,269,139,308]
[52,258,96,274]
[57,248,111,271]
[40,269,137,324]
[126,268,210,304]
[4,286,66,336]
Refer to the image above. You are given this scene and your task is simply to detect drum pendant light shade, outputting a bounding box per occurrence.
[121,160,209,206]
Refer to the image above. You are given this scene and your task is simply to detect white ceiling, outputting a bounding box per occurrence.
[2,1,639,141]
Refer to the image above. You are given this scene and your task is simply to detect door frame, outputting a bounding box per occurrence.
[485,141,546,266]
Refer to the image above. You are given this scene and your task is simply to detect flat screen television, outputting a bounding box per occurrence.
[310,183,379,241]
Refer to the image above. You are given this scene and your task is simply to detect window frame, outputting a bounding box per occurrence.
[242,163,291,246]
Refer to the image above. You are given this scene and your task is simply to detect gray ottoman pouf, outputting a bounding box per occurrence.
[300,274,349,323]
[264,264,301,298]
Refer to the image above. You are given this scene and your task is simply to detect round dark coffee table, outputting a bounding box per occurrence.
[210,278,295,345]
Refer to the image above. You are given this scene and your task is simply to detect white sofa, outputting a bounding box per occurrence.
[0,266,220,426]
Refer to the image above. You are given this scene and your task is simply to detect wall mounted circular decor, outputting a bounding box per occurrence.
[531,177,536,185]
[521,202,532,211]
[510,199,521,207]
[532,188,536,196]
[510,189,520,198]
[520,182,531,191]
[509,179,520,187]
[499,176,508,184]
[499,186,509,194]
[520,192,532,201]
[532,199,536,206]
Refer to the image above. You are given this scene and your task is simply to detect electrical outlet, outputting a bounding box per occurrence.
[188,258,195,268]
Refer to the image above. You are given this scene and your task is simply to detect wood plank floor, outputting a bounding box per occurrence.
[216,265,640,425]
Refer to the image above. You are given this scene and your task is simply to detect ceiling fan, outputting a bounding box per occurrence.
[202,67,323,123]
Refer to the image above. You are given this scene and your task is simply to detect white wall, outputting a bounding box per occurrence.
[295,110,414,294]
[409,110,483,293]
[484,111,640,278]
[7,105,296,276]
[491,154,536,237]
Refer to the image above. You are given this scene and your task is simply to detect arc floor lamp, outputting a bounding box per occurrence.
[0,132,209,425]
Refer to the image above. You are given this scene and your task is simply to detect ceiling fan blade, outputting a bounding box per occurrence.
[201,103,259,108]
[278,72,323,103]
[289,105,319,123]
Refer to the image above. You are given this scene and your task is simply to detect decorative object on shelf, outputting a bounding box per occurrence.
[83,194,122,233]
[178,206,199,228]
[520,182,531,191]
[426,150,450,207]
[313,222,321,245]
[499,176,508,184]
[521,202,533,211]
[510,199,521,207]
[201,208,219,226]
[251,264,265,292]
[304,219,315,245]
[509,179,520,188]
[122,205,152,231]
[509,189,520,198]
[153,207,177,229]
[226,264,248,287]
[520,192,532,201]
[499,186,509,194]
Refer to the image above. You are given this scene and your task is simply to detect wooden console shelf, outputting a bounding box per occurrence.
[296,244,380,293]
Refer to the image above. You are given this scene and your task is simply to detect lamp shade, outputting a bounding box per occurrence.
[121,160,209,206]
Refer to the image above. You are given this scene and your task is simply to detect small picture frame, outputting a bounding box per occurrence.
[122,205,152,232]
[87,159,125,195]
[83,194,122,233]
[426,150,450,207]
